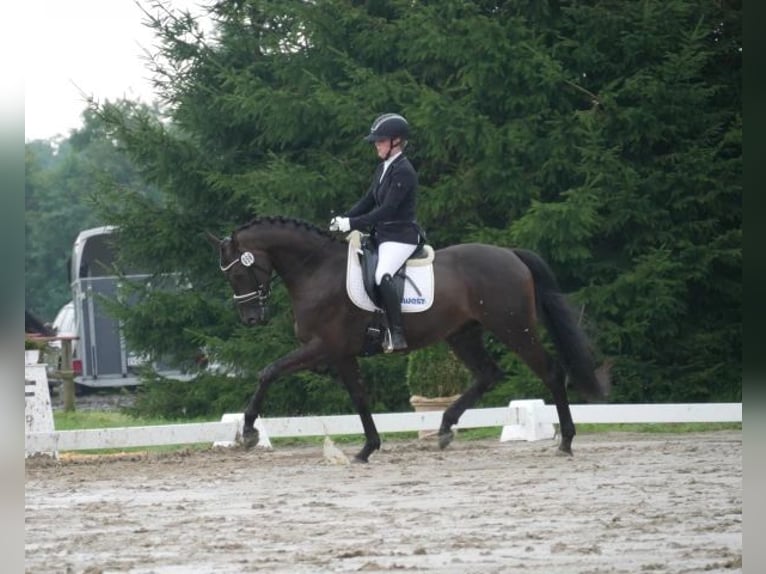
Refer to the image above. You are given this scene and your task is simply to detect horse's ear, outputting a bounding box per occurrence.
[204,231,222,249]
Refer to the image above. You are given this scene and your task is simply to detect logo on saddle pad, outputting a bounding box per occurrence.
[345,230,434,313]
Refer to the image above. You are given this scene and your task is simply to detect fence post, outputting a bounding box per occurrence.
[60,337,76,412]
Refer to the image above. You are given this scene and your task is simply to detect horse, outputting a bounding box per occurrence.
[206,215,610,462]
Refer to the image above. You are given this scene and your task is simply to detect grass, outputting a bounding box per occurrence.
[574,421,741,434]
[53,410,215,431]
[432,422,741,442]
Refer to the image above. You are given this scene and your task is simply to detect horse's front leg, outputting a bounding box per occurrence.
[241,338,327,448]
[334,357,381,463]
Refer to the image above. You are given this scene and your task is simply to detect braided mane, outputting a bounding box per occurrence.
[235,215,342,242]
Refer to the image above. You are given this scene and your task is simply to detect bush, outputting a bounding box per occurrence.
[406,342,472,398]
[25,337,47,351]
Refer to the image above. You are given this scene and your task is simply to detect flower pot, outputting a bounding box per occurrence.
[409,394,461,439]
[25,349,41,365]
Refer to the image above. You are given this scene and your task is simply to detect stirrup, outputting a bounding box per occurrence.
[383,330,394,353]
[383,329,407,353]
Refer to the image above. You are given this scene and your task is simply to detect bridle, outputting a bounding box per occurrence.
[219,247,272,306]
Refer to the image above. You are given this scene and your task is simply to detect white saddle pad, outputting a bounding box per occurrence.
[345,230,435,313]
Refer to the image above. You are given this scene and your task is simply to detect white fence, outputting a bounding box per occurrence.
[25,408,513,455]
[25,360,742,457]
[498,399,742,441]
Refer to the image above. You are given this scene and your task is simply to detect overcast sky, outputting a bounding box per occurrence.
[25,0,206,142]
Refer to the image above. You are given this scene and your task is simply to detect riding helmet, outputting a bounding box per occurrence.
[364,113,409,142]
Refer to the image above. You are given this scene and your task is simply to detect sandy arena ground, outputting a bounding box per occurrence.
[25,431,742,573]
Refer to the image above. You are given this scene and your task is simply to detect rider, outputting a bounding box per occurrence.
[330,113,423,352]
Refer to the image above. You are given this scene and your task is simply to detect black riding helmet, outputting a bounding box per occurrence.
[364,113,409,142]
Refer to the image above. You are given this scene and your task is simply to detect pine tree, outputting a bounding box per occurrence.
[89,0,740,416]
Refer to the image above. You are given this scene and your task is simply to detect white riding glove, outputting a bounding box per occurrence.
[329,217,351,232]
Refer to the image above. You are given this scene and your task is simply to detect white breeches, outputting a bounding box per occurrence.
[376,241,418,285]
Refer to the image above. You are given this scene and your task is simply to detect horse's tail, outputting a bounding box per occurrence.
[511,248,610,401]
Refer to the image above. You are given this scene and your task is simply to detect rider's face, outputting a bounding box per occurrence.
[374,138,399,159]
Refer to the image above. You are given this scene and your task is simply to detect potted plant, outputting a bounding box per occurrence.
[406,342,472,438]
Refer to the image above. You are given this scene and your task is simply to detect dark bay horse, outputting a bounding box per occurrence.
[207,216,609,462]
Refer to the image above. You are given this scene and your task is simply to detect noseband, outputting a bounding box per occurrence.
[219,249,271,305]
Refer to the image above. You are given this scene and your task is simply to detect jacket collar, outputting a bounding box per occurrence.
[379,152,404,183]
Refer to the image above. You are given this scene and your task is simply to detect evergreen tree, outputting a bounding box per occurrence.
[89,0,740,417]
[517,0,742,401]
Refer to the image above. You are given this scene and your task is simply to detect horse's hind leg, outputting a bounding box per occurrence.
[439,322,506,449]
[534,350,575,454]
[491,325,576,455]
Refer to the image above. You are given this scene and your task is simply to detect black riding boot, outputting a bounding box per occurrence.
[379,274,407,352]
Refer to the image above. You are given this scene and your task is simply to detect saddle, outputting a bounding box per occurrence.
[344,231,435,356]
[345,231,434,311]
[357,235,429,308]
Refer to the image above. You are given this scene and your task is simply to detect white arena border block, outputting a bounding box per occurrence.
[26,420,244,456]
[501,400,743,442]
[25,363,56,456]
[500,399,556,442]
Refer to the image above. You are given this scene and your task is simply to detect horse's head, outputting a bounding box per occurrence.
[207,231,273,326]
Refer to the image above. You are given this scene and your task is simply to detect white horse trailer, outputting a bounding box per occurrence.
[69,226,192,388]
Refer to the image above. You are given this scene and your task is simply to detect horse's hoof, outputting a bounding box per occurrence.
[556,436,574,456]
[241,429,260,450]
[353,442,379,463]
[438,430,454,450]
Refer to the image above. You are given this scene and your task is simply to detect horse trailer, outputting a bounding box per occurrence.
[69,226,193,388]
